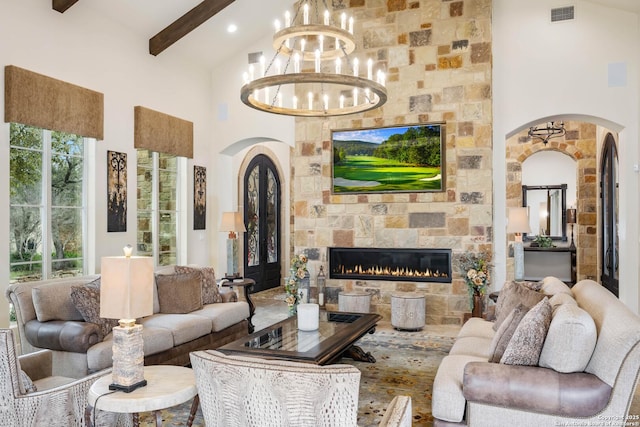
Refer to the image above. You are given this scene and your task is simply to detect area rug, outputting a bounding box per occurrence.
[137,328,454,427]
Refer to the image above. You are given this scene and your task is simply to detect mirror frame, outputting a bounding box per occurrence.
[522,184,568,241]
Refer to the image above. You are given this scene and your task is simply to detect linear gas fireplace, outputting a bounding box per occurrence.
[329,247,451,283]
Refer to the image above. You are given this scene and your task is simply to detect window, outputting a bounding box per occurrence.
[137,150,180,266]
[9,123,88,282]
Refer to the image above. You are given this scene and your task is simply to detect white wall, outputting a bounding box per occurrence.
[209,36,295,276]
[493,0,640,312]
[0,0,215,325]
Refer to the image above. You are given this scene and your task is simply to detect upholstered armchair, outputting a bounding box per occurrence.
[190,349,412,427]
[0,328,129,427]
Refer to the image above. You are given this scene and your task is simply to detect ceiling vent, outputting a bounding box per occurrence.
[247,52,262,64]
[551,6,575,22]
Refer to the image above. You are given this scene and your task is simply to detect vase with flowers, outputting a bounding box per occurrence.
[457,251,492,317]
[284,254,308,316]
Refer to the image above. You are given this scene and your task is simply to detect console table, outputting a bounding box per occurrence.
[524,245,577,285]
[221,278,256,333]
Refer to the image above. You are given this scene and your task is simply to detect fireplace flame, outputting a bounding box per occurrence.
[335,264,448,278]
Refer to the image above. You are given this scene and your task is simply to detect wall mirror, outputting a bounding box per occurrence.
[522,184,567,241]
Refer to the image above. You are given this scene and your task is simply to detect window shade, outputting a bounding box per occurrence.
[4,65,104,140]
[134,106,193,158]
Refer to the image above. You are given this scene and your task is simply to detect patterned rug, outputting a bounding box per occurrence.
[137,328,454,427]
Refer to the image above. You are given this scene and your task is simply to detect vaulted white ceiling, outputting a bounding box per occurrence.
[66,0,639,71]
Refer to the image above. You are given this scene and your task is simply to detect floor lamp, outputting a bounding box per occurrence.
[507,207,532,281]
[100,246,154,392]
[220,211,246,279]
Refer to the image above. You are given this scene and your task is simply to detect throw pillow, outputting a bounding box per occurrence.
[540,276,573,297]
[155,271,203,314]
[519,280,543,292]
[32,281,85,322]
[538,303,597,373]
[487,303,530,363]
[174,265,222,304]
[19,369,37,394]
[493,281,545,331]
[501,297,552,366]
[70,278,119,340]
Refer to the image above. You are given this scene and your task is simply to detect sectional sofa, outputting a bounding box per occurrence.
[6,265,250,378]
[432,277,640,426]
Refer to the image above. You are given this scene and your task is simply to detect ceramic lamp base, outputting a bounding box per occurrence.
[111,323,146,393]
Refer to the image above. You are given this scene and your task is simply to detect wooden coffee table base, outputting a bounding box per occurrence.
[343,345,376,363]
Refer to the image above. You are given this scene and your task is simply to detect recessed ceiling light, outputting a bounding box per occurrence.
[227,23,238,33]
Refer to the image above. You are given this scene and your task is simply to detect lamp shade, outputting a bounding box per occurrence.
[506,207,532,234]
[219,211,246,233]
[567,208,577,224]
[100,256,154,320]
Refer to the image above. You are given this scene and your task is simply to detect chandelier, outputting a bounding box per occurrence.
[240,0,388,117]
[528,121,566,144]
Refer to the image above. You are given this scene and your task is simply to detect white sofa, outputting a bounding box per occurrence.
[432,277,640,427]
[7,266,250,378]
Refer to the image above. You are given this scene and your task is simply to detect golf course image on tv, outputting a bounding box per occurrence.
[332,123,445,194]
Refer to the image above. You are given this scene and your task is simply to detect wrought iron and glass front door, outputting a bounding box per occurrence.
[244,155,281,293]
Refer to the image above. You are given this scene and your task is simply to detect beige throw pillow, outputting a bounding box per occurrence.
[493,281,545,331]
[501,297,552,366]
[174,265,222,304]
[155,271,203,314]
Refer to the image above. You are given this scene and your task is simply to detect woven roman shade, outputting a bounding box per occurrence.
[4,65,104,140]
[134,106,193,158]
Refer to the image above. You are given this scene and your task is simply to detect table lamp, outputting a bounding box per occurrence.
[507,207,532,281]
[100,245,154,392]
[567,208,577,248]
[219,211,246,279]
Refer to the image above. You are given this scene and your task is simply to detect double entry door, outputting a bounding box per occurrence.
[243,154,281,293]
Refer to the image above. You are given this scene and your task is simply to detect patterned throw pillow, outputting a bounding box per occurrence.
[70,278,119,341]
[174,266,222,304]
[500,297,552,366]
[20,370,37,394]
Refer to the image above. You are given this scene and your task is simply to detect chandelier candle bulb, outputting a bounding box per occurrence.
[315,49,321,72]
[335,57,341,74]
[353,87,358,105]
[324,10,330,25]
[284,10,290,27]
[294,53,300,73]
[367,58,373,80]
[319,34,324,53]
[293,95,298,109]
[259,55,265,77]
[303,4,309,25]
[275,58,281,75]
[264,86,269,104]
[353,58,359,76]
[277,92,282,108]
[308,92,313,110]
[339,94,345,109]
[349,16,354,34]
[300,38,305,53]
[242,72,249,85]
[341,12,346,30]
[323,94,329,110]
[274,19,281,33]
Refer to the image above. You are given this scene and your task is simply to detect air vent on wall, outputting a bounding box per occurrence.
[551,6,575,22]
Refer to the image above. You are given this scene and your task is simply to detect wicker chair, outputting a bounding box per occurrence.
[190,349,412,427]
[0,328,128,427]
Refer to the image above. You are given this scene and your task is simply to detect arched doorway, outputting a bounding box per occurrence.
[600,133,619,296]
[243,154,281,293]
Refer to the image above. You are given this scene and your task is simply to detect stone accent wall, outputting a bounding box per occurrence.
[505,121,598,282]
[291,0,493,325]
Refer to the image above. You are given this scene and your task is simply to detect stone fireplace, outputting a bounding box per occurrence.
[329,247,451,283]
[290,0,493,325]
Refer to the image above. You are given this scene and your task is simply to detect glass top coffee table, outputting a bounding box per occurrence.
[218,311,382,365]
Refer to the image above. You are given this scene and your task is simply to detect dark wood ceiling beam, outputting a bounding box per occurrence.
[149,0,235,56]
[53,0,80,13]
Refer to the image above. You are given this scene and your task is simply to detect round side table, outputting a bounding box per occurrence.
[391,293,426,331]
[86,365,198,427]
